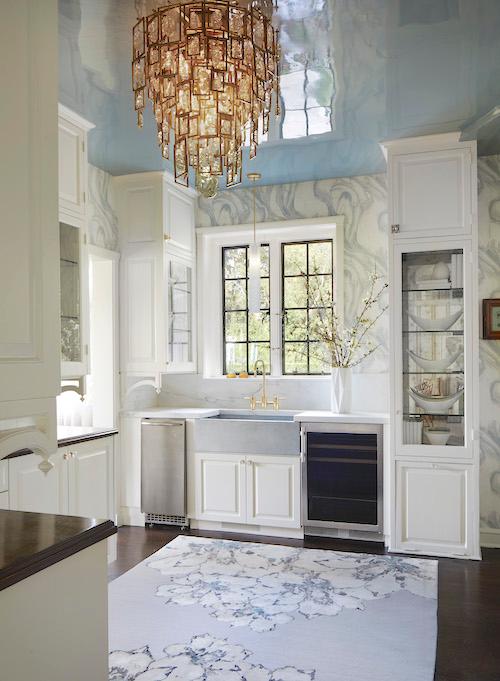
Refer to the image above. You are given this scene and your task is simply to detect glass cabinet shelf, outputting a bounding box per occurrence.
[401,248,465,447]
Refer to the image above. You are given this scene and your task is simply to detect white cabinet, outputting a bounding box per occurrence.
[384,133,476,239]
[166,251,196,373]
[121,244,166,376]
[116,172,197,382]
[396,460,475,558]
[194,453,246,523]
[0,0,59,406]
[9,451,68,515]
[8,437,115,520]
[58,105,93,379]
[0,492,9,510]
[68,438,114,520]
[193,452,301,529]
[163,180,195,252]
[246,455,301,528]
[58,104,94,227]
[385,133,480,559]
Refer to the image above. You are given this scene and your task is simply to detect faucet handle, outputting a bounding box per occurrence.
[271,396,283,411]
[245,395,257,411]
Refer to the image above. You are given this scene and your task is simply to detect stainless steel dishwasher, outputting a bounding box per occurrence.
[141,418,188,528]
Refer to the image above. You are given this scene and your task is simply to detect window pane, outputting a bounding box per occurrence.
[282,239,334,375]
[308,308,332,341]
[222,244,270,375]
[224,280,247,310]
[284,309,308,341]
[261,246,270,276]
[249,312,270,342]
[309,343,329,374]
[249,342,270,371]
[225,311,247,342]
[284,343,308,374]
[309,241,332,274]
[260,278,270,309]
[225,343,247,374]
[284,243,307,275]
[224,247,246,279]
[308,275,332,307]
[284,276,308,308]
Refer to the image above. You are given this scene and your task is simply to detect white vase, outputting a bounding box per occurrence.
[330,367,352,413]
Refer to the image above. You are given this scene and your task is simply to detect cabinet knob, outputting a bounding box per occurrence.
[240,459,245,465]
[63,452,71,461]
[391,224,400,234]
[164,233,171,241]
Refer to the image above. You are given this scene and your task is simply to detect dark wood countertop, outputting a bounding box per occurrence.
[0,510,116,592]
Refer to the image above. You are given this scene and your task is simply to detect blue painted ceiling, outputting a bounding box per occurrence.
[60,0,500,186]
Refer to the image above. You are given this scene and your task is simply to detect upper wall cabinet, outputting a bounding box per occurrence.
[0,0,60,407]
[58,104,94,228]
[58,105,94,379]
[383,133,476,239]
[115,173,197,380]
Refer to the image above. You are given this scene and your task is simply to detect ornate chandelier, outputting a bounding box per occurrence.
[132,0,281,197]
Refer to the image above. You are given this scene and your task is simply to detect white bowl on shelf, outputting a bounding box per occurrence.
[409,387,464,414]
[407,308,463,331]
[425,429,451,446]
[407,349,462,372]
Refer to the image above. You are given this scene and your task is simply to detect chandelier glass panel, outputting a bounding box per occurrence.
[132,1,281,192]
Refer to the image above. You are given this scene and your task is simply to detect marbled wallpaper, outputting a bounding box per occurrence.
[161,163,500,534]
[478,155,500,533]
[87,164,119,251]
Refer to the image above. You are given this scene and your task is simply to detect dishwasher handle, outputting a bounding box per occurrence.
[141,419,184,427]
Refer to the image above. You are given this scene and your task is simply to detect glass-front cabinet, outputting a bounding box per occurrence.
[165,252,196,373]
[396,242,473,458]
[60,222,88,378]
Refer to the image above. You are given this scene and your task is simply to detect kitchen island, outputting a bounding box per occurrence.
[0,510,116,681]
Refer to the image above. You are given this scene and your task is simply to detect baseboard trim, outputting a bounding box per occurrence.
[119,506,145,527]
[190,519,304,539]
[481,529,500,548]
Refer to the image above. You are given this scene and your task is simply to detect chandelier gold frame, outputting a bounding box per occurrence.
[132,0,281,192]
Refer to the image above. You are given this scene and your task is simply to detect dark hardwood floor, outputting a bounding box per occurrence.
[109,526,500,681]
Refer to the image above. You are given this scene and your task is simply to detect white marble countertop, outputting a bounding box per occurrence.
[294,411,389,424]
[122,407,389,424]
[122,407,220,419]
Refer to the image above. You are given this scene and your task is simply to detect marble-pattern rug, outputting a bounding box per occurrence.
[109,536,437,681]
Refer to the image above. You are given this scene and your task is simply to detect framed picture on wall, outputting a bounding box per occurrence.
[483,299,500,339]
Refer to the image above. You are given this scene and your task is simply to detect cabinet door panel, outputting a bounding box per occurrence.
[58,120,84,215]
[247,456,301,528]
[0,491,9,510]
[9,452,68,515]
[396,461,473,556]
[68,438,113,520]
[164,187,194,252]
[122,248,165,374]
[194,453,245,523]
[392,149,471,237]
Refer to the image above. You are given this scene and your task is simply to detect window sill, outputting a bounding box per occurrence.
[202,375,331,381]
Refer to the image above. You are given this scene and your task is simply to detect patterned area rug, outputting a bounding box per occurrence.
[109,536,437,680]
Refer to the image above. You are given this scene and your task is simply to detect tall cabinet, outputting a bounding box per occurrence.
[58,104,94,379]
[115,172,197,392]
[384,133,480,559]
[0,0,59,465]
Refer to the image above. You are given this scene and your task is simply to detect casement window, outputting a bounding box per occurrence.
[199,217,344,378]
